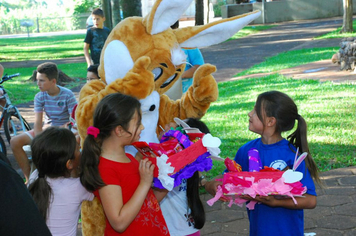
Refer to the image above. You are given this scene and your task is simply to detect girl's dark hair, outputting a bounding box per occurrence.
[80,93,141,192]
[255,90,321,185]
[185,118,209,229]
[28,127,77,220]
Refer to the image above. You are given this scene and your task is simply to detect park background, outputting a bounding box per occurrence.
[0,0,355,183]
[0,1,356,235]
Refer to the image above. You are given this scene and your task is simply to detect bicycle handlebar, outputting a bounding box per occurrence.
[1,73,20,84]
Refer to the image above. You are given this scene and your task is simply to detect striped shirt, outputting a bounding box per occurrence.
[34,85,77,126]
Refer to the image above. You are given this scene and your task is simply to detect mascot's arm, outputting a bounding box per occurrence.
[158,63,218,130]
[77,56,155,142]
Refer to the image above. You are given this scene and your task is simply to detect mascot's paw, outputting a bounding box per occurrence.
[120,56,155,99]
[191,63,218,103]
[81,197,106,236]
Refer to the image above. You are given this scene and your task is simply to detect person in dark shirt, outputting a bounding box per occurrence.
[83,8,111,67]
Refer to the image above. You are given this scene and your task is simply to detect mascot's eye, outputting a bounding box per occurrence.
[160,73,177,88]
[152,67,163,81]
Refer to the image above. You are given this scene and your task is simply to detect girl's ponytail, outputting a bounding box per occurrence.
[80,132,105,192]
[28,175,52,220]
[288,115,322,186]
[187,171,205,229]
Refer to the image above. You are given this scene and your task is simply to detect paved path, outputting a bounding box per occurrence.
[200,17,344,82]
[3,16,356,236]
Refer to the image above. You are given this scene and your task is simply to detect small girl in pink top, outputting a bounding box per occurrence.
[28,127,94,236]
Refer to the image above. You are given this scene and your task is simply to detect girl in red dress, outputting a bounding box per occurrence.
[80,93,169,235]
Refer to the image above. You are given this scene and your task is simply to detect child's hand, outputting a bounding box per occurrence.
[204,180,222,196]
[254,195,280,207]
[139,158,155,186]
[158,122,177,140]
[240,195,278,207]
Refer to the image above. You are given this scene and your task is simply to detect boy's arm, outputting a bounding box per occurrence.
[33,112,43,136]
[84,43,92,67]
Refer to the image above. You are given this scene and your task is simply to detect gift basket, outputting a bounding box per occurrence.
[133,118,222,190]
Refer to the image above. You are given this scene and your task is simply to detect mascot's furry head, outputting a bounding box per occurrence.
[77,0,260,234]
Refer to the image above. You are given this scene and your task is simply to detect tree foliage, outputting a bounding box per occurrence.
[0,0,79,34]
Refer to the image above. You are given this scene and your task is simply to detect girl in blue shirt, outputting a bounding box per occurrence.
[206,90,321,236]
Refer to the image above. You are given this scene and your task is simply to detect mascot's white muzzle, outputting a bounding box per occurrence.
[125,91,160,156]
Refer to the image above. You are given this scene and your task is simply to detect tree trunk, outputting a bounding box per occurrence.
[112,0,122,26]
[341,0,353,33]
[195,0,204,26]
[121,0,142,18]
[101,0,113,29]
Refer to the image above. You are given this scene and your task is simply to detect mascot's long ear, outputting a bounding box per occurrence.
[143,0,193,35]
[174,11,261,48]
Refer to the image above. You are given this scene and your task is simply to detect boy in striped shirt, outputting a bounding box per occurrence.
[11,62,77,184]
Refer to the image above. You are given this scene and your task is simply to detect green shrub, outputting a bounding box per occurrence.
[213,0,226,17]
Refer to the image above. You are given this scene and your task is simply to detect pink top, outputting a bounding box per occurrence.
[29,170,94,236]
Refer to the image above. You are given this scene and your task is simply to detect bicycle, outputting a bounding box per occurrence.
[0,73,32,145]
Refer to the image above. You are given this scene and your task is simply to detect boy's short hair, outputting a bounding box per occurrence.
[87,64,99,78]
[92,8,104,17]
[37,62,58,80]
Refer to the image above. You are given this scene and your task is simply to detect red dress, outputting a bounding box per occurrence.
[95,154,169,236]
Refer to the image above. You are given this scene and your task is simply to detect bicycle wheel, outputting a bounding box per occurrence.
[4,111,31,144]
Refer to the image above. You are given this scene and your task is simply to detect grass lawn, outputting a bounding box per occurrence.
[202,75,356,179]
[235,47,339,77]
[0,26,273,62]
[0,34,85,61]
[315,20,356,39]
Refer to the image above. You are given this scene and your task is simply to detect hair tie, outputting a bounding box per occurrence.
[38,172,45,178]
[296,114,301,120]
[87,126,100,138]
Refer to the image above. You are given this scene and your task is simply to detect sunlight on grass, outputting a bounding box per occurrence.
[235,47,338,76]
[202,74,356,178]
[315,20,356,39]
[0,34,85,61]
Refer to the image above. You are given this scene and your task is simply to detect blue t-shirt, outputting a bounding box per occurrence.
[234,138,316,236]
[84,27,111,64]
[183,48,204,75]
